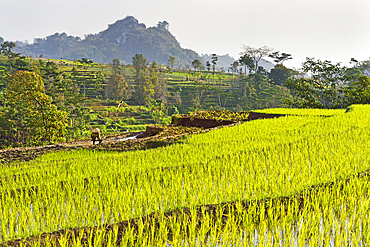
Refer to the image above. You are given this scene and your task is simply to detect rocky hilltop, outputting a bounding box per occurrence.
[13,16,200,65]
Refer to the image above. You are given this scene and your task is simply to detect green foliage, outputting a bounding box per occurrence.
[105,73,129,100]
[268,64,293,86]
[236,74,292,110]
[4,71,68,144]
[342,75,370,104]
[132,54,153,105]
[191,59,202,72]
[127,117,137,125]
[206,61,211,71]
[168,55,176,71]
[238,54,254,75]
[149,99,167,124]
[150,61,167,101]
[13,17,201,65]
[168,105,179,116]
[0,41,20,59]
[284,57,349,108]
[178,110,249,122]
[268,51,292,64]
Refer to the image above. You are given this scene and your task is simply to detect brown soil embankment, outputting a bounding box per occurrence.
[172,111,284,128]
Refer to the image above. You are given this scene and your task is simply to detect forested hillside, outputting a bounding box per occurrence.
[11,16,200,65]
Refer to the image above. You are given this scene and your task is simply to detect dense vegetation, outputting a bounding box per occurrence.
[10,16,200,65]
[0,40,298,148]
[1,105,370,246]
[2,36,370,149]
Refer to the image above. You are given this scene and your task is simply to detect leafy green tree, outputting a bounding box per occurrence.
[0,42,23,72]
[105,58,130,100]
[191,59,202,73]
[132,54,153,105]
[268,64,293,86]
[150,61,167,102]
[211,54,218,82]
[240,45,273,73]
[284,58,349,108]
[111,58,121,73]
[168,56,176,71]
[236,73,291,110]
[230,61,239,85]
[106,73,129,100]
[239,54,254,75]
[206,61,211,72]
[342,75,370,104]
[5,71,68,144]
[357,59,370,76]
[268,51,292,65]
[149,99,166,124]
[0,41,20,59]
[132,54,148,78]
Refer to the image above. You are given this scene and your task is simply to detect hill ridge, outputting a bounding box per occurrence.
[13,16,200,65]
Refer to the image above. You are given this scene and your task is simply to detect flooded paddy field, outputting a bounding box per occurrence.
[1,107,370,246]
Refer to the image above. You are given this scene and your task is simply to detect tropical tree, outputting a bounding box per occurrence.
[150,61,167,102]
[0,41,20,59]
[342,75,370,104]
[105,59,129,100]
[230,61,239,85]
[284,58,349,108]
[268,51,292,65]
[4,71,68,144]
[168,56,176,71]
[211,54,218,82]
[149,99,166,124]
[106,73,129,101]
[239,45,273,73]
[132,54,153,105]
[239,54,254,75]
[191,59,202,73]
[268,64,293,86]
[206,61,211,72]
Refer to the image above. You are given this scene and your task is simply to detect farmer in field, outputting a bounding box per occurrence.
[91,128,102,145]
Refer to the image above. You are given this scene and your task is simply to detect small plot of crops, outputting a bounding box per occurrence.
[1,105,370,246]
[176,110,250,122]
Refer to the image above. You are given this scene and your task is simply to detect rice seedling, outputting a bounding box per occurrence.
[1,105,370,246]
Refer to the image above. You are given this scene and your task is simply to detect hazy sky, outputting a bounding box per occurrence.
[1,0,370,68]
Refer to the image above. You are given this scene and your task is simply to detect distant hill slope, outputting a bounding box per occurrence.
[13,16,200,65]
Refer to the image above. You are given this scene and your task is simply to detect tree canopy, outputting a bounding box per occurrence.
[4,71,68,144]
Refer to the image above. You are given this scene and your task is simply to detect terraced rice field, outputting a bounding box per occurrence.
[1,105,370,246]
